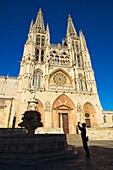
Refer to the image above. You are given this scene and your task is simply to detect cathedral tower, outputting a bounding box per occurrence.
[0,8,107,133]
[16,9,103,133]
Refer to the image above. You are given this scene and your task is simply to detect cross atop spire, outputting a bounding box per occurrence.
[35,8,45,32]
[66,15,77,37]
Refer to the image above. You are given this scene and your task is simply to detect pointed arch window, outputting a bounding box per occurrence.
[74,53,76,60]
[76,44,79,52]
[36,36,40,46]
[41,36,45,46]
[78,74,86,92]
[77,55,81,67]
[33,71,42,88]
[79,77,83,91]
[74,53,76,65]
[41,50,44,62]
[54,55,59,65]
[36,49,39,61]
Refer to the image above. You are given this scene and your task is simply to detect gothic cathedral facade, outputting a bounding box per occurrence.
[0,9,112,134]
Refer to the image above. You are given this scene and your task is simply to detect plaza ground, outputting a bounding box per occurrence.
[0,140,113,170]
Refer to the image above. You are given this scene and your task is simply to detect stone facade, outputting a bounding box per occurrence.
[0,8,113,133]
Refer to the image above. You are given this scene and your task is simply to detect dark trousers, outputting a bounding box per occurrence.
[82,140,90,156]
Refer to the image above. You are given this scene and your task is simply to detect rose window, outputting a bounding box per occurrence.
[53,73,67,86]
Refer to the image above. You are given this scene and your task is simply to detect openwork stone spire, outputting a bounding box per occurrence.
[66,15,77,37]
[35,8,45,32]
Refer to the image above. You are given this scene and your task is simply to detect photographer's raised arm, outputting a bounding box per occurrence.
[78,122,82,131]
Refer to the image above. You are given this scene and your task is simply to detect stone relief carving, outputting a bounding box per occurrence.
[45,101,51,111]
[77,102,82,112]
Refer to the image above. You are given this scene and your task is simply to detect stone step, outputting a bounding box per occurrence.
[0,149,78,165]
[66,134,81,142]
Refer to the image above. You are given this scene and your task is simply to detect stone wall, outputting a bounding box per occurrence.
[102,111,113,127]
[0,76,17,97]
[0,134,70,164]
[87,127,113,140]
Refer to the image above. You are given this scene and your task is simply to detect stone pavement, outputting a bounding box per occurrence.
[0,140,113,170]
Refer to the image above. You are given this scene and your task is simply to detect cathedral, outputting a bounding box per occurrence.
[0,8,113,134]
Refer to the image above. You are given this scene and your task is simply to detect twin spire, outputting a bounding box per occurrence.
[66,15,77,37]
[35,8,45,32]
[31,8,77,37]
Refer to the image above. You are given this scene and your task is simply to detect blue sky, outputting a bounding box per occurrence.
[0,0,113,110]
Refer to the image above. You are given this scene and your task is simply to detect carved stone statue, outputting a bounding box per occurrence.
[27,98,38,111]
[18,110,43,134]
[45,101,51,111]
[77,102,81,112]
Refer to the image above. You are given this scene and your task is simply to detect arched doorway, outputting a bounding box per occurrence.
[52,94,75,134]
[83,102,97,127]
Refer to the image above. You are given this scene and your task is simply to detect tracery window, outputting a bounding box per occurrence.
[53,73,67,86]
[49,51,70,67]
[74,53,76,60]
[36,49,39,61]
[36,35,40,46]
[54,55,59,65]
[33,70,42,88]
[41,36,45,46]
[76,44,79,52]
[63,52,66,55]
[77,55,81,67]
[74,53,76,66]
[79,77,83,91]
[41,50,44,62]
[53,50,56,53]
[78,74,86,92]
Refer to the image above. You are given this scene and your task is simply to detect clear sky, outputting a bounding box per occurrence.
[0,0,113,111]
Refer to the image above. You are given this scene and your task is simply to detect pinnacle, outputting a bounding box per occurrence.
[68,15,71,19]
[38,8,42,13]
[66,14,77,37]
[35,8,45,31]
